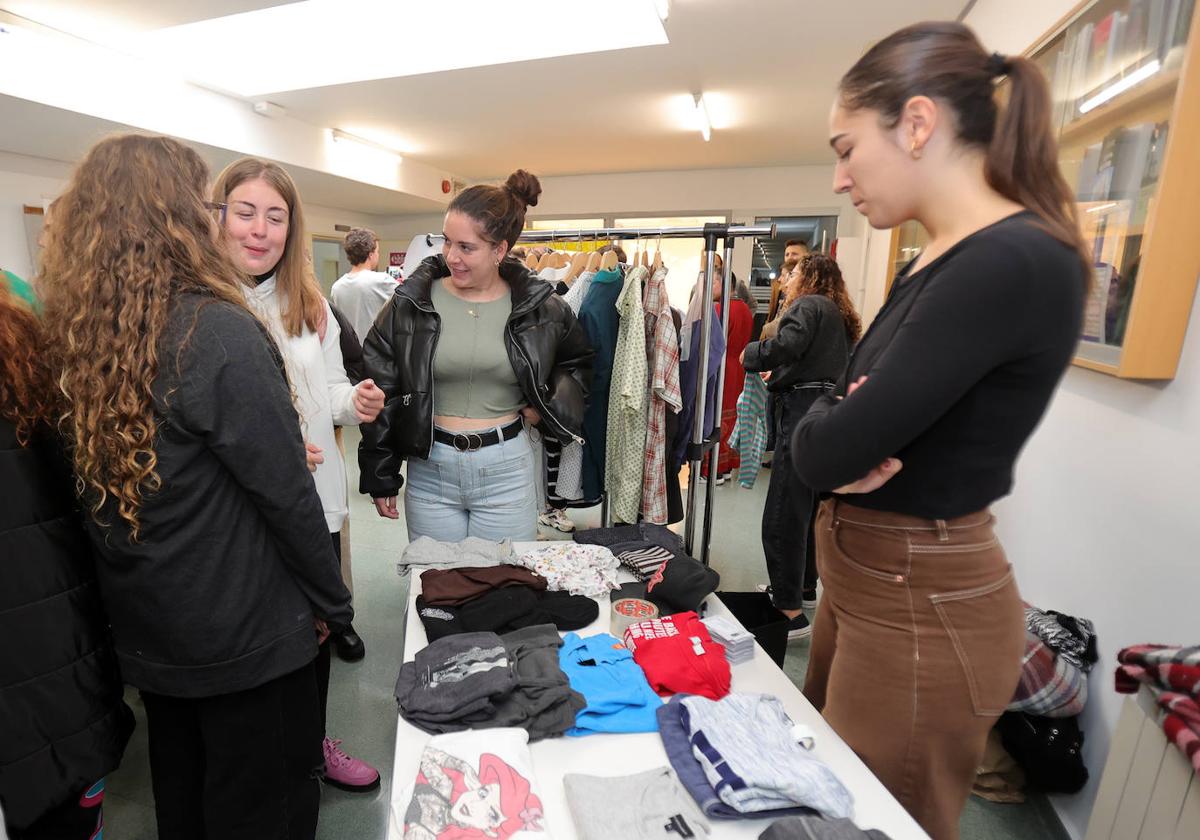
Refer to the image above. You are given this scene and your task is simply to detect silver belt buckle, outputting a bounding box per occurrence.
[453,432,484,452]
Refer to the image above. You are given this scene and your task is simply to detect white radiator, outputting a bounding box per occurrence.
[1085,685,1200,840]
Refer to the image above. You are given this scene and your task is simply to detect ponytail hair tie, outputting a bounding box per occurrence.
[986,52,1011,78]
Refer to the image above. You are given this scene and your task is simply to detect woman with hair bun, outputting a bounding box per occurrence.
[360,170,593,541]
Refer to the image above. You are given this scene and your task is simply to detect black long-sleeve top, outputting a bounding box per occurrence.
[792,212,1086,519]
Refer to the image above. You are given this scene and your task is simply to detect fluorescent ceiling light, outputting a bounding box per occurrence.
[694,93,711,142]
[119,0,669,96]
[332,129,403,159]
[1085,202,1120,214]
[1079,60,1161,114]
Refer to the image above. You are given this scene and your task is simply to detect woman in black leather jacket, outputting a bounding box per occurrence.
[359,170,593,541]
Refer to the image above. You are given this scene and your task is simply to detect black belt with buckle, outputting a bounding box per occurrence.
[434,419,523,452]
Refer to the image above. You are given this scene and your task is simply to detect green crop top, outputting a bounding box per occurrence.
[430,280,526,418]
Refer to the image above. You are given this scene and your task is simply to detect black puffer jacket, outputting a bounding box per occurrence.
[0,418,134,831]
[359,255,593,498]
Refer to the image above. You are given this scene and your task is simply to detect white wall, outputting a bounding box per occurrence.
[964,2,1200,838]
[536,166,859,284]
[0,151,406,282]
[0,153,70,280]
[384,166,863,300]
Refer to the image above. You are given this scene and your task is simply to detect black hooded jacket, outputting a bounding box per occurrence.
[0,419,134,830]
[359,256,593,498]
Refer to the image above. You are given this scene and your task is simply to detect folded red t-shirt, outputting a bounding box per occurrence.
[623,611,730,700]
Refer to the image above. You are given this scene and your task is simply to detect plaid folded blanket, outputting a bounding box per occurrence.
[1115,644,1200,773]
[1009,631,1088,717]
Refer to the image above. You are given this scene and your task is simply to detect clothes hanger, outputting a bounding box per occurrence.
[525,252,539,270]
[600,241,619,272]
[652,233,663,273]
[566,231,588,285]
[586,244,603,273]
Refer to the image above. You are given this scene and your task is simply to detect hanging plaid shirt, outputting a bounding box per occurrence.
[1115,644,1200,772]
[606,266,650,524]
[640,266,682,524]
[727,372,769,489]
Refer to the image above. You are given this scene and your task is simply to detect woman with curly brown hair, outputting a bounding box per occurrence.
[37,133,352,840]
[741,253,859,641]
[0,273,133,840]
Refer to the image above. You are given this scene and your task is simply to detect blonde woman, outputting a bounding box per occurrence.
[213,157,384,792]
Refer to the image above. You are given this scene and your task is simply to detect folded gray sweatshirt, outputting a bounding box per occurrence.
[398,536,515,577]
[564,767,711,840]
[395,632,514,728]
[397,624,583,741]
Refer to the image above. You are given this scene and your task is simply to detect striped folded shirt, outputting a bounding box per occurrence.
[617,546,673,581]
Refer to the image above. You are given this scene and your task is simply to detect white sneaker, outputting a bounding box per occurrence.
[538,507,577,533]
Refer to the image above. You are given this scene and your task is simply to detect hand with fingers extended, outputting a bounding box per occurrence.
[374,496,400,520]
[520,405,542,427]
[833,375,904,494]
[353,378,386,422]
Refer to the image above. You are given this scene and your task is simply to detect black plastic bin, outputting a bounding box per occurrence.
[713,591,789,667]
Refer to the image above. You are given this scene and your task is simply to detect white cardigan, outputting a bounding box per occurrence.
[244,277,359,533]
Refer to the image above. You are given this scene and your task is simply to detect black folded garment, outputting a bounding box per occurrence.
[575,523,683,553]
[608,553,720,616]
[648,553,719,613]
[417,586,599,642]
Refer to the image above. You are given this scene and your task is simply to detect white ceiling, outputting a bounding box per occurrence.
[3,0,972,182]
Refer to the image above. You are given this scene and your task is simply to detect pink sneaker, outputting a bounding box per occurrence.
[322,737,380,792]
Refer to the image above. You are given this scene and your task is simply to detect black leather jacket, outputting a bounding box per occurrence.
[358,255,594,498]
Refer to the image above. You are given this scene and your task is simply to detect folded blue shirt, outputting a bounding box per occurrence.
[559,632,661,735]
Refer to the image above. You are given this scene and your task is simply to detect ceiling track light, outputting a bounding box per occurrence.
[694,93,711,142]
[331,128,403,159]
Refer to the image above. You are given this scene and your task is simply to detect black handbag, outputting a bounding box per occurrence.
[996,711,1089,794]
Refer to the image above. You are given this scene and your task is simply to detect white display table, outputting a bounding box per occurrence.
[388,544,929,840]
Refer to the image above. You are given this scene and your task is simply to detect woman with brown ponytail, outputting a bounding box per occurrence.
[360,170,593,541]
[792,22,1089,839]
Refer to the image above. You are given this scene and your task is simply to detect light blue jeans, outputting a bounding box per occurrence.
[404,425,538,542]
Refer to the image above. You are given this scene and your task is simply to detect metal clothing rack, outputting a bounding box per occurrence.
[516,222,776,565]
